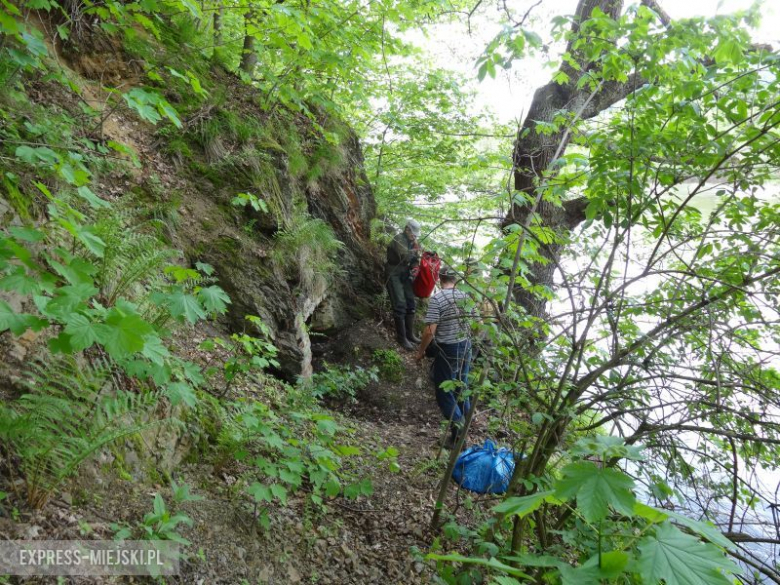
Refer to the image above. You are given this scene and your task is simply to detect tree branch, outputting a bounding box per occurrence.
[639,423,780,446]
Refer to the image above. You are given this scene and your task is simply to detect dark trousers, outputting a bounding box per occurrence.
[430,340,472,425]
[386,266,415,317]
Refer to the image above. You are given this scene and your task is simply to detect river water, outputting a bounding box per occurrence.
[559,184,780,581]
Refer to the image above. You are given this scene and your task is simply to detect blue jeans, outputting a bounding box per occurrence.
[431,340,472,425]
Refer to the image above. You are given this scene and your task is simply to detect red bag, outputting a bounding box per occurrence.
[413,251,441,298]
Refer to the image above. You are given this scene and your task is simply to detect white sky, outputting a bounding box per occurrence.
[417,0,779,125]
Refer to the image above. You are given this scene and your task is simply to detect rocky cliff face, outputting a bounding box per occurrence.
[163,102,383,379]
[185,118,383,379]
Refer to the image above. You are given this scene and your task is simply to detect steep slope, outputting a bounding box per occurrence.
[2,18,382,381]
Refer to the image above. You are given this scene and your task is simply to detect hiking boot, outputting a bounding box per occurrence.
[405,314,421,343]
[441,433,457,450]
[394,315,415,351]
[441,426,460,450]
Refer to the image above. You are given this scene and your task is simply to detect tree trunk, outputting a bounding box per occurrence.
[501,0,643,555]
[498,0,780,568]
[213,5,224,43]
[240,11,258,74]
[505,0,637,319]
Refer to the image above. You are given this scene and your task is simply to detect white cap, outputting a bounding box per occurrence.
[405,219,421,237]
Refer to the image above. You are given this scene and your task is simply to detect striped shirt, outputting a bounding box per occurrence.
[424,287,471,344]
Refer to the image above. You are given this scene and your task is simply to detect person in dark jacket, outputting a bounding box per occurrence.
[386,219,422,350]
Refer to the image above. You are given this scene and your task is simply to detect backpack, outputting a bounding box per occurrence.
[412,251,441,298]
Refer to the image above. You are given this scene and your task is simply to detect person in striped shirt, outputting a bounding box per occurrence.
[415,264,472,449]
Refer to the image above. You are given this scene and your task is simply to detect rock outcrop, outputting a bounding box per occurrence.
[163,92,383,380]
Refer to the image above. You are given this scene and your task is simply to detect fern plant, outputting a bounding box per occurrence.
[90,206,178,307]
[271,216,344,297]
[86,204,229,328]
[0,356,167,509]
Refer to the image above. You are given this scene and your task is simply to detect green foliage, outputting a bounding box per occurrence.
[217,396,371,521]
[555,462,636,523]
[122,88,182,129]
[114,481,201,545]
[178,106,274,188]
[231,192,268,214]
[272,216,344,295]
[477,26,542,82]
[0,75,232,509]
[200,315,280,394]
[0,0,476,559]
[2,0,778,580]
[90,206,179,306]
[361,65,509,225]
[636,523,738,585]
[371,348,404,383]
[0,209,227,369]
[224,0,434,121]
[305,136,347,183]
[433,441,739,585]
[136,494,193,544]
[421,5,780,583]
[307,363,378,403]
[0,1,49,78]
[149,65,208,105]
[0,356,165,509]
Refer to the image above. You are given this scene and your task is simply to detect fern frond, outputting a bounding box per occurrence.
[5,356,167,509]
[90,203,178,304]
[272,217,344,295]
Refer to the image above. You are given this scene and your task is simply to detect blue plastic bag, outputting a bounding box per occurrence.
[452,439,515,494]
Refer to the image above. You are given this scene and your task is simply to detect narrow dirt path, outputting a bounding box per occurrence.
[0,319,493,584]
[291,318,493,584]
[176,318,474,584]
